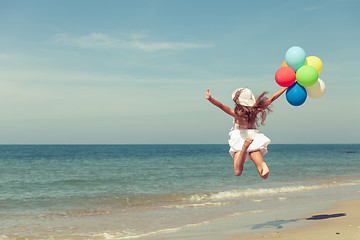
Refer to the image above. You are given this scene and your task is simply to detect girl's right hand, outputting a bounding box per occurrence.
[206,89,212,100]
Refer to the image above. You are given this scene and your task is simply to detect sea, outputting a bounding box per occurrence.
[1,144,360,240]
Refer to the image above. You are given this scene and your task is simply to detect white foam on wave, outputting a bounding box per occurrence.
[188,181,360,202]
[98,221,211,240]
[230,209,268,217]
[250,197,287,203]
[98,209,267,240]
[162,201,233,209]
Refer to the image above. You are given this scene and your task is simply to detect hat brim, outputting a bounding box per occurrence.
[232,88,244,100]
[232,88,256,107]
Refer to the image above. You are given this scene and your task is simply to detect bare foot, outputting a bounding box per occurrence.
[261,162,269,179]
[243,137,253,150]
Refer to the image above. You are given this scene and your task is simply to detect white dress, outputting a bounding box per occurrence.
[228,121,271,161]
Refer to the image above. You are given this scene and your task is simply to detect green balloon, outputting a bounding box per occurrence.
[296,65,319,87]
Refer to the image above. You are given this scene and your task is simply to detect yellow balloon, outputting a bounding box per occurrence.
[305,56,323,74]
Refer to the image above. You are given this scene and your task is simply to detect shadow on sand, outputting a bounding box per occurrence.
[306,213,346,220]
[251,218,301,230]
[251,212,346,230]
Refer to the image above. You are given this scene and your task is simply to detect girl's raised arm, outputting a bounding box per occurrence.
[206,89,235,117]
[265,87,288,105]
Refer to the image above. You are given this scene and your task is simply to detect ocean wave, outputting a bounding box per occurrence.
[250,197,287,203]
[97,209,267,240]
[162,201,233,209]
[56,209,127,217]
[97,221,211,240]
[78,180,360,210]
[187,180,360,202]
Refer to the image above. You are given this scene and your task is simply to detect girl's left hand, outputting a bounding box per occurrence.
[205,89,212,100]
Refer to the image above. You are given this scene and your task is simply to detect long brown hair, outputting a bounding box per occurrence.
[233,89,272,128]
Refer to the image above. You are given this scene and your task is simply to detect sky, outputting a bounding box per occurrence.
[0,0,359,144]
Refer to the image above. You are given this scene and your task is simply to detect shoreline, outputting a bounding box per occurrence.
[139,181,360,240]
[233,198,360,240]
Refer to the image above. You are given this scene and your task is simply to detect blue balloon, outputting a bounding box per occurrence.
[286,82,307,106]
[285,46,306,72]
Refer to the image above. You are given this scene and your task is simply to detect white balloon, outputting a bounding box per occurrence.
[305,78,326,98]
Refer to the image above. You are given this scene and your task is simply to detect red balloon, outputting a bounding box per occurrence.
[275,67,296,87]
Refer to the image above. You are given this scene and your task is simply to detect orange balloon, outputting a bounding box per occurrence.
[281,60,288,67]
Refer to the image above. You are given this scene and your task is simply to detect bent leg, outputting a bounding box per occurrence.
[249,150,269,179]
[233,138,253,176]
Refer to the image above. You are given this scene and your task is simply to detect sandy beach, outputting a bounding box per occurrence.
[234,198,360,240]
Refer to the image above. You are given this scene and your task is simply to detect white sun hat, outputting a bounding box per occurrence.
[232,88,256,107]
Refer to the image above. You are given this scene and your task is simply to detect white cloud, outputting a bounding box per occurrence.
[52,32,213,52]
[53,33,119,49]
[131,40,212,52]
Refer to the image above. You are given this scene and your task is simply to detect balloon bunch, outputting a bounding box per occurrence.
[275,46,326,106]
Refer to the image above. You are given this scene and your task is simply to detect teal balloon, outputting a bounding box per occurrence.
[285,46,306,72]
[296,65,319,87]
[286,82,307,106]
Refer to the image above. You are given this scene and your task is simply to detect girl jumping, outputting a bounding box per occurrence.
[206,87,287,179]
